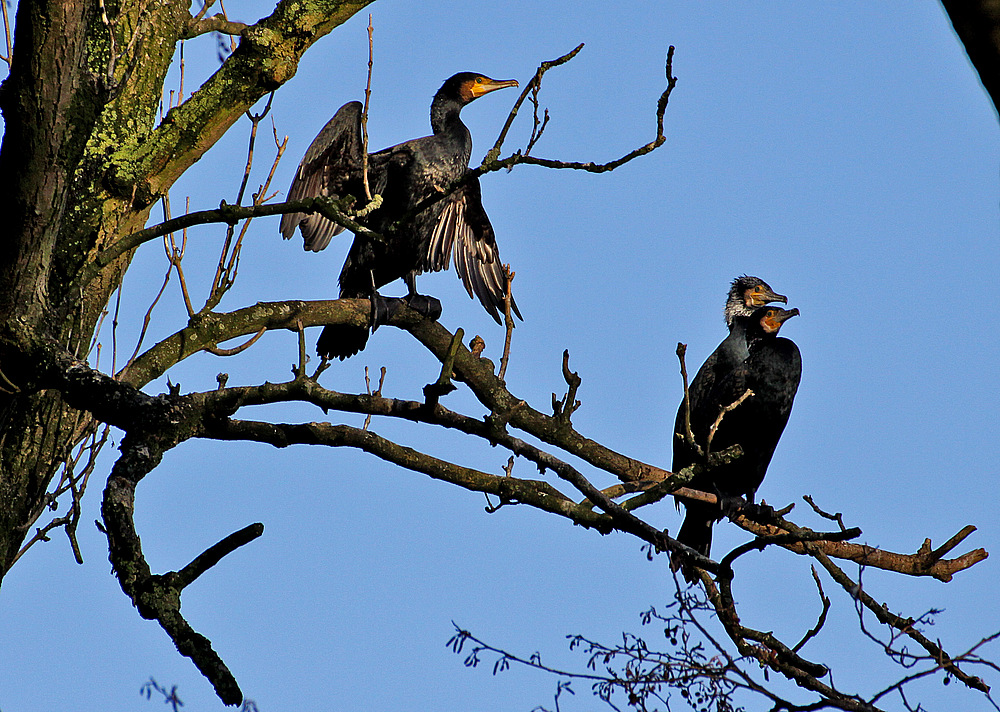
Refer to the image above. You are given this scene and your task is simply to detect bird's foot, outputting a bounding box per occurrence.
[717,493,747,519]
[740,501,777,524]
[404,293,442,320]
[369,291,404,333]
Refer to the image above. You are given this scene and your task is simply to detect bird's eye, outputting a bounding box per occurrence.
[476,77,483,83]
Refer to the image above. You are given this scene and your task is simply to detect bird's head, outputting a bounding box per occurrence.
[725,275,787,326]
[440,72,519,105]
[756,306,799,334]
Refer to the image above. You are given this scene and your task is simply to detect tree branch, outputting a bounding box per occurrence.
[105,0,374,205]
[73,196,379,296]
[736,512,987,583]
[182,12,247,39]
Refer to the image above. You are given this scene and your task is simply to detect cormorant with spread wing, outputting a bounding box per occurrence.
[280,72,520,359]
[672,282,800,576]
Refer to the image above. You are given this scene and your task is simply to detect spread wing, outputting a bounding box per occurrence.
[424,175,522,324]
[280,101,371,252]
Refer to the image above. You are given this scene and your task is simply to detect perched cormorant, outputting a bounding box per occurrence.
[671,299,801,577]
[280,72,520,359]
[673,276,788,471]
[724,275,788,328]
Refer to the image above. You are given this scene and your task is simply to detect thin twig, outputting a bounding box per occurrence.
[794,566,831,653]
[497,265,515,383]
[675,343,703,457]
[170,198,196,318]
[804,494,848,532]
[484,44,585,164]
[294,320,307,379]
[203,327,267,357]
[552,350,581,424]
[216,0,238,53]
[423,328,463,406]
[705,388,753,456]
[125,198,176,366]
[1,0,14,65]
[363,366,386,430]
[361,15,374,202]
[207,94,280,311]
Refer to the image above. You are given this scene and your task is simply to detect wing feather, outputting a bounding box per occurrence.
[423,175,522,324]
[280,101,368,251]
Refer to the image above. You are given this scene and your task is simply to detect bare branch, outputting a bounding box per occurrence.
[183,13,248,39]
[551,349,581,424]
[484,43,586,164]
[497,265,516,383]
[793,566,831,653]
[706,387,753,456]
[203,327,267,356]
[70,195,380,300]
[480,46,677,175]
[207,417,608,531]
[736,513,987,582]
[175,523,264,589]
[361,15,374,201]
[675,342,703,458]
[0,0,13,65]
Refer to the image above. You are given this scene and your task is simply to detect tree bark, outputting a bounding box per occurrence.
[0,0,372,582]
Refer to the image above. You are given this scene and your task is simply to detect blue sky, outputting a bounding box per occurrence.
[2,2,999,711]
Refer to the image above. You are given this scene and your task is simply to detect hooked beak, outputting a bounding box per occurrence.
[471,77,519,98]
[750,286,787,307]
[762,307,799,333]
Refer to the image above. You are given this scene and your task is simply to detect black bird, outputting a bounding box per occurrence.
[672,300,801,577]
[724,275,787,328]
[280,72,520,359]
[674,276,788,471]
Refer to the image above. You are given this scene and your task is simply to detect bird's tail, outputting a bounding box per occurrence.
[670,502,715,583]
[316,324,370,360]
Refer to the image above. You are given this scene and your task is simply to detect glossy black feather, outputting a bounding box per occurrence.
[672,301,801,571]
[674,276,787,470]
[281,73,519,359]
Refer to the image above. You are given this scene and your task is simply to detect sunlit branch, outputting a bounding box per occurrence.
[361,15,374,201]
[805,544,990,693]
[399,45,677,234]
[480,45,677,175]
[736,511,987,583]
[0,0,12,65]
[484,43,585,164]
[206,417,609,530]
[183,13,248,39]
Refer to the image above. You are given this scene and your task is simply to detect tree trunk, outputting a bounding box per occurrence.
[0,0,372,582]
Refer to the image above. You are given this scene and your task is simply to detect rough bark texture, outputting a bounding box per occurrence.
[0,0,372,582]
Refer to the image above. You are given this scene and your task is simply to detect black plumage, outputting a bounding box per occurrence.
[723,275,787,328]
[672,294,801,575]
[674,277,788,471]
[280,72,520,359]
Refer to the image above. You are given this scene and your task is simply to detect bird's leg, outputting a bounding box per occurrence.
[739,500,778,524]
[717,492,747,520]
[402,273,442,320]
[368,269,396,333]
[714,488,777,525]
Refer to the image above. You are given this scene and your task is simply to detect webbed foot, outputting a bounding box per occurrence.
[740,501,777,524]
[405,293,442,320]
[718,493,747,519]
[370,291,408,333]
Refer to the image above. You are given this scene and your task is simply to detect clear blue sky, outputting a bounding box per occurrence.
[2,2,998,710]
